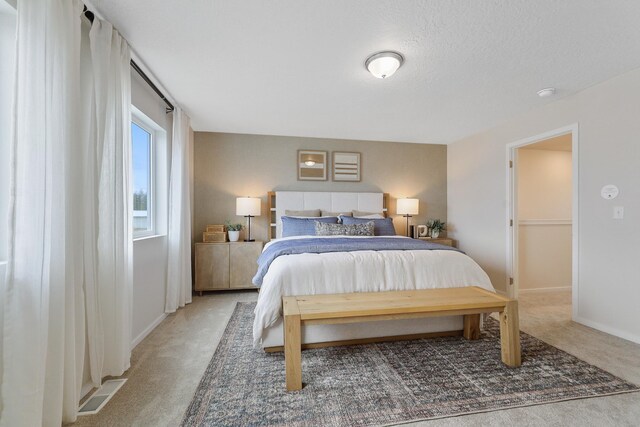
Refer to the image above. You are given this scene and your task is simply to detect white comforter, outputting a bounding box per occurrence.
[253,235,494,347]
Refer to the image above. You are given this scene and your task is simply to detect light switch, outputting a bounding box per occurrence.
[613,206,624,219]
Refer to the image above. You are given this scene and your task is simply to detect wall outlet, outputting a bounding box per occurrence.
[613,206,624,219]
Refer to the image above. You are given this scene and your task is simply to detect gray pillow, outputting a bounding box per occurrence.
[321,211,353,217]
[315,221,375,236]
[352,210,385,218]
[284,209,321,217]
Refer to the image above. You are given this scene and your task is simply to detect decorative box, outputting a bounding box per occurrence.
[206,224,225,233]
[203,231,227,243]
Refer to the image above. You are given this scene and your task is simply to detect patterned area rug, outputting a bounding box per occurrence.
[182,303,638,426]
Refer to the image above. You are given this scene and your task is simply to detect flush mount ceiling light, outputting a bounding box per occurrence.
[365,51,404,79]
[537,87,556,98]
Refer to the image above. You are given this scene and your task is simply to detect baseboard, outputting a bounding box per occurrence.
[519,286,571,294]
[573,315,640,345]
[131,312,167,350]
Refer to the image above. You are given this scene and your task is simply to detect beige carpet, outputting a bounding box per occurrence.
[71,290,640,426]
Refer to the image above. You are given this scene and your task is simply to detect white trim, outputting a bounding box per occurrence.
[518,219,572,226]
[131,312,167,350]
[518,286,572,294]
[132,234,166,243]
[505,124,579,313]
[574,315,640,345]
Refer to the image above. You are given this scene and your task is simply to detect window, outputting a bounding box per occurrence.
[132,120,154,237]
[131,106,167,240]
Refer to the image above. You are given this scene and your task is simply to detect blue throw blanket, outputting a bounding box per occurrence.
[252,237,461,287]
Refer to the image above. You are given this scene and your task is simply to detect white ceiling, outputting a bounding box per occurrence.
[91,0,640,144]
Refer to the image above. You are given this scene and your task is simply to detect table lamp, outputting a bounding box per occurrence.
[396,198,419,237]
[236,197,261,242]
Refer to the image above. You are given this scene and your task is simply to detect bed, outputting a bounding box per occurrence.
[253,191,494,349]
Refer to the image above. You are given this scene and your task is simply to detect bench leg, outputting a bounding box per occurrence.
[499,300,521,367]
[463,314,481,340]
[284,313,302,391]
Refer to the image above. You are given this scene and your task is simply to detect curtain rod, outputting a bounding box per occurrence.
[83,7,175,113]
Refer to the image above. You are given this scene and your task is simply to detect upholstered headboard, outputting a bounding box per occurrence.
[269,191,387,239]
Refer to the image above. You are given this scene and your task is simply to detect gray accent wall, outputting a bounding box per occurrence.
[193,132,447,243]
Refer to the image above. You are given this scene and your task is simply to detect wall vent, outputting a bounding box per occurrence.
[78,379,127,415]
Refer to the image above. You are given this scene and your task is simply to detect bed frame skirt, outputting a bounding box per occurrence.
[261,315,464,349]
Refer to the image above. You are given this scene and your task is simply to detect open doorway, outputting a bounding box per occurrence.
[506,125,578,321]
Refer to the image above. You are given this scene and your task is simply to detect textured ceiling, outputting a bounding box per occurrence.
[91,0,640,144]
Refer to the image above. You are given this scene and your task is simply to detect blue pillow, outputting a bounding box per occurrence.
[340,216,396,236]
[281,216,338,237]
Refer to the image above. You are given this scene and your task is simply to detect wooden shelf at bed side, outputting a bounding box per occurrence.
[268,191,276,240]
[417,237,455,247]
[194,241,262,295]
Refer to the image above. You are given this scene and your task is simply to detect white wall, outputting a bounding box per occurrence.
[130,70,172,347]
[448,68,640,343]
[517,149,572,290]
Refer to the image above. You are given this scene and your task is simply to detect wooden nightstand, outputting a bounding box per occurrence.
[195,241,263,295]
[417,237,455,247]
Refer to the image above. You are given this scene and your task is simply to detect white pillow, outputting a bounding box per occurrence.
[284,209,321,218]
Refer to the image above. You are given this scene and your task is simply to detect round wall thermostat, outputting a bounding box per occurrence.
[601,185,619,200]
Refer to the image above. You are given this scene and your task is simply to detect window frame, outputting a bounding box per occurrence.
[131,113,156,239]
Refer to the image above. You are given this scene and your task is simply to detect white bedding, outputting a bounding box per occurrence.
[253,236,494,347]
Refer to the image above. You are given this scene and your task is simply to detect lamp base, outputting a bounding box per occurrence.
[243,239,255,242]
[404,214,412,238]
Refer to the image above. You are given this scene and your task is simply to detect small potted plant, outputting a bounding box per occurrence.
[225,221,243,242]
[430,219,446,238]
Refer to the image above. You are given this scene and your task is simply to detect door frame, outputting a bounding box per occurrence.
[505,124,579,319]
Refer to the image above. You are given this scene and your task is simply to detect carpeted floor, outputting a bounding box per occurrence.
[181,302,638,427]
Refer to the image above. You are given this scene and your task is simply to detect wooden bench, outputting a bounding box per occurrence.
[282,286,520,391]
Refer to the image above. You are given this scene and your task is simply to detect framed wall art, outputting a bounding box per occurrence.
[297,150,328,181]
[332,151,361,182]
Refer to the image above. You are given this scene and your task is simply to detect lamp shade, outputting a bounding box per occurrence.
[236,197,261,216]
[397,198,419,215]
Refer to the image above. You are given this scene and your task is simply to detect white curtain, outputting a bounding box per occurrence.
[1,1,133,425]
[165,108,193,312]
[85,17,133,383]
[1,0,85,425]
